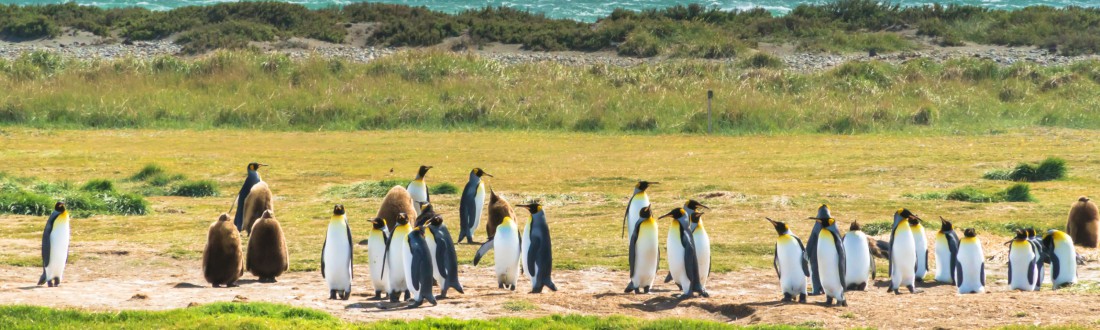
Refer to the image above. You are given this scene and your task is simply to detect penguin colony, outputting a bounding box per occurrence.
[32,164,1093,309]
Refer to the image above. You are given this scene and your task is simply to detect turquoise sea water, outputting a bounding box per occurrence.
[1,0,1096,22]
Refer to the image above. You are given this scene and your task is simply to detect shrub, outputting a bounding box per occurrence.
[2,14,61,39]
[1001,183,1035,202]
[946,187,996,203]
[325,180,407,198]
[132,164,166,181]
[1007,157,1067,182]
[170,180,220,197]
[740,53,785,69]
[430,182,459,195]
[80,179,116,193]
[107,193,150,215]
[982,169,1012,180]
[0,190,54,215]
[618,30,660,57]
[176,21,279,54]
[622,116,658,131]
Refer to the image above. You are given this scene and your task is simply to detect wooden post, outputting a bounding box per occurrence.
[707,90,714,134]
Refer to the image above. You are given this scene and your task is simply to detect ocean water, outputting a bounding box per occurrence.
[2,0,1096,22]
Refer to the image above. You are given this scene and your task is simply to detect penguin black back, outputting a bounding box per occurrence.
[518,201,557,293]
[406,226,438,308]
[234,162,265,231]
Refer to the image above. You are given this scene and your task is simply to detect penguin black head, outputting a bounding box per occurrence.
[516,201,543,214]
[639,206,652,219]
[812,216,836,227]
[849,221,861,231]
[472,168,492,178]
[939,217,954,232]
[417,165,433,178]
[1011,230,1027,243]
[765,218,789,235]
[1080,196,1090,203]
[54,202,66,213]
[907,216,922,226]
[636,181,658,192]
[898,208,914,219]
[809,204,831,220]
[659,208,686,221]
[1025,228,1037,239]
[689,211,705,224]
[396,213,409,225]
[684,199,709,211]
[247,162,267,171]
[370,217,386,230]
[429,215,444,226]
[963,228,977,238]
[332,204,345,216]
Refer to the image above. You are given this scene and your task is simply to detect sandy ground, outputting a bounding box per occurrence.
[2,238,1100,329]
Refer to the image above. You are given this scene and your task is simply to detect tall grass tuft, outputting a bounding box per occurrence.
[169,181,220,197]
[131,164,166,181]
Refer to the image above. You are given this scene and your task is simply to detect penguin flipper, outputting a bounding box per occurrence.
[955,261,963,288]
[628,220,644,279]
[622,194,635,239]
[869,246,876,280]
[321,238,327,279]
[346,223,354,278]
[773,243,780,279]
[425,184,431,203]
[829,227,847,287]
[473,239,494,266]
[1027,260,1036,286]
[41,212,56,274]
[794,236,810,277]
[1051,252,1061,281]
[980,262,986,286]
[664,273,673,283]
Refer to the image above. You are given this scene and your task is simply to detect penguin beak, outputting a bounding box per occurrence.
[697,203,710,209]
[650,182,660,185]
[765,217,778,225]
[484,172,494,177]
[258,164,268,167]
[658,212,675,219]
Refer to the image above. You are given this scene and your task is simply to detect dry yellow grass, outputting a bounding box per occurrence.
[0,128,1097,274]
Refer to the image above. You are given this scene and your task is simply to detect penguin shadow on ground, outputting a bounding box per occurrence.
[18,285,41,290]
[171,282,206,289]
[619,296,758,320]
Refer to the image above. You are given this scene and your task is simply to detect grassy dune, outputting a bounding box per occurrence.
[0,128,1096,273]
[2,51,1100,134]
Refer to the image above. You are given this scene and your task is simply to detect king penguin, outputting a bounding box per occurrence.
[842,221,874,290]
[810,216,847,306]
[767,218,808,303]
[407,165,433,214]
[459,168,491,244]
[684,199,709,233]
[626,207,659,294]
[473,214,521,291]
[246,210,289,282]
[888,209,919,294]
[518,201,558,293]
[956,228,986,294]
[404,224,438,308]
[689,210,711,293]
[38,202,71,287]
[933,217,960,284]
[233,162,267,232]
[367,217,391,300]
[661,208,707,298]
[1041,229,1078,289]
[663,199,709,284]
[1007,230,1038,291]
[384,213,412,302]
[1026,228,1046,291]
[425,206,464,298]
[203,213,244,287]
[911,216,929,283]
[805,204,832,296]
[321,204,354,300]
[623,181,656,240]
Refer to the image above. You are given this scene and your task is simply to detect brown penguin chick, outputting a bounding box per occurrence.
[377,185,416,233]
[486,188,515,240]
[242,181,274,235]
[1067,196,1099,248]
[246,210,288,282]
[203,213,244,287]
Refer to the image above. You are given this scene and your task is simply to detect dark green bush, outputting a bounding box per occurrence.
[1006,157,1067,182]
[2,14,60,39]
[170,180,219,197]
[176,21,278,54]
[430,182,458,195]
[1001,183,1035,202]
[80,179,116,193]
[132,164,166,181]
[0,190,54,216]
[618,30,661,57]
[946,187,996,203]
[740,53,785,69]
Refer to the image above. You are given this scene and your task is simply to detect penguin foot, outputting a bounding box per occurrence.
[839,300,848,307]
[857,282,867,291]
[886,287,895,293]
[389,292,400,303]
[907,285,919,294]
[212,284,221,288]
[406,300,423,309]
[330,290,337,300]
[341,291,351,300]
[781,293,793,302]
[643,286,651,294]
[808,292,822,296]
[825,297,833,306]
[227,282,239,288]
[403,291,411,301]
[798,294,807,303]
[509,284,516,291]
[700,291,710,298]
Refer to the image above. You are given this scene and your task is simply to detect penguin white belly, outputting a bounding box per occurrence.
[843,232,870,287]
[626,194,649,239]
[891,229,917,288]
[1053,240,1077,286]
[407,181,428,211]
[777,236,807,296]
[521,222,533,281]
[388,229,409,293]
[667,230,687,288]
[693,227,711,289]
[495,224,521,286]
[633,225,659,289]
[425,230,443,285]
[403,242,419,298]
[957,242,985,294]
[1008,242,1037,291]
[323,224,352,292]
[816,232,844,300]
[368,231,390,292]
[913,227,929,279]
[934,234,953,283]
[473,183,485,234]
[46,222,71,280]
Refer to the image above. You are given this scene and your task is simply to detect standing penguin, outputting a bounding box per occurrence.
[662,208,707,298]
[626,207,659,294]
[911,217,929,283]
[233,162,266,231]
[1066,196,1099,248]
[426,209,464,298]
[486,188,516,240]
[1042,229,1078,289]
[459,168,491,244]
[385,213,413,302]
[689,211,711,293]
[888,209,919,294]
[203,213,244,287]
[321,205,353,300]
[367,217,391,300]
[810,217,847,307]
[518,201,557,293]
[38,202,70,287]
[842,221,874,290]
[404,225,438,308]
[246,210,289,283]
[623,181,656,239]
[805,204,832,296]
[407,165,433,214]
[933,217,960,284]
[1026,228,1046,291]
[1006,230,1038,291]
[684,199,709,233]
[473,214,521,291]
[766,218,808,303]
[956,228,986,294]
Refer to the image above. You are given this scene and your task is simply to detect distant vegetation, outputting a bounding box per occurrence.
[983,157,1068,182]
[0,173,149,216]
[3,51,1100,134]
[905,183,1036,203]
[326,180,458,199]
[131,164,220,197]
[3,1,1100,56]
